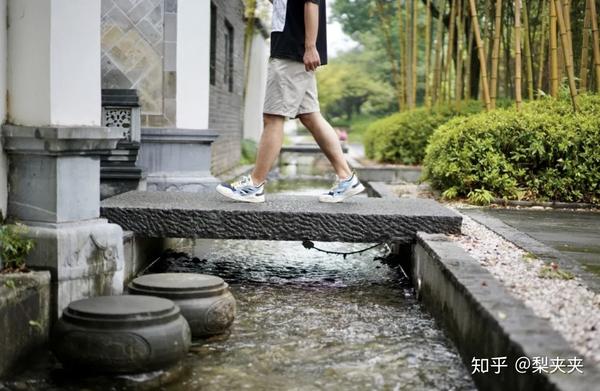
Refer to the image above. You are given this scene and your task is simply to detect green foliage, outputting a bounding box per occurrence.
[364,101,484,165]
[331,114,379,143]
[538,263,575,280]
[240,139,258,165]
[0,223,34,270]
[424,95,600,204]
[317,61,395,120]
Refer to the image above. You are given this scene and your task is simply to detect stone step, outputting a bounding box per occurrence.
[101,191,461,243]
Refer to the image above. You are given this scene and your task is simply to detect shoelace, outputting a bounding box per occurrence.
[232,176,251,189]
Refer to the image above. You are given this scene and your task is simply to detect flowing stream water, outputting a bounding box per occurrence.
[1,160,476,390]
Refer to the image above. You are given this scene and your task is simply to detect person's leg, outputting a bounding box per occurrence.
[250,114,286,184]
[298,112,352,180]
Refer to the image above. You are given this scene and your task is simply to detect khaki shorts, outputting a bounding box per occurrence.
[263,58,320,118]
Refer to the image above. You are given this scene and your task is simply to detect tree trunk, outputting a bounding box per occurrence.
[468,0,492,110]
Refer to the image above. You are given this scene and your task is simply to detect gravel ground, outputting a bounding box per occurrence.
[446,204,600,368]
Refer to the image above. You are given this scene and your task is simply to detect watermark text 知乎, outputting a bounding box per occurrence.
[471,356,584,375]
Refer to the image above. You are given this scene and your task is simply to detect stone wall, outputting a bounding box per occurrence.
[209,0,245,175]
[0,272,51,379]
[101,0,176,127]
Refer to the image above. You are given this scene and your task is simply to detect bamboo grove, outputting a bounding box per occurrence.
[371,0,600,112]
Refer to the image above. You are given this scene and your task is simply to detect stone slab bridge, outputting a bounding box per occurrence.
[101,191,462,243]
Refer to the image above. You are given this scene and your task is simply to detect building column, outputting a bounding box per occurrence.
[4,0,126,316]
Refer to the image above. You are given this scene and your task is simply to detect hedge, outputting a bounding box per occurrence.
[423,95,600,205]
[363,101,484,165]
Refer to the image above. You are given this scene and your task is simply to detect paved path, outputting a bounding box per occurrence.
[101,191,461,242]
[463,208,600,276]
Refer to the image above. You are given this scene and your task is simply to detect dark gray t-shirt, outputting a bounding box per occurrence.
[270,0,328,65]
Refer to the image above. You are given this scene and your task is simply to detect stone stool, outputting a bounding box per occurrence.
[51,295,191,374]
[128,273,236,338]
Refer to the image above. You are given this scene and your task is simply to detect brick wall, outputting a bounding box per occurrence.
[209,0,245,175]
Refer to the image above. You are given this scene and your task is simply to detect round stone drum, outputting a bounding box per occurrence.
[128,273,236,338]
[51,295,191,374]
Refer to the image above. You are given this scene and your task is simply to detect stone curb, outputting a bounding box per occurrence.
[460,209,600,294]
[491,199,598,210]
[412,232,600,391]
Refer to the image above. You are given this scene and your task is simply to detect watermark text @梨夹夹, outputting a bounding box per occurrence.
[471,356,584,375]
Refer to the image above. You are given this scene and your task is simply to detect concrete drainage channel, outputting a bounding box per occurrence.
[368,182,600,390]
[411,232,600,390]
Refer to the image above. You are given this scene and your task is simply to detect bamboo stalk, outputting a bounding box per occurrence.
[563,0,572,61]
[412,0,419,108]
[590,0,600,91]
[465,25,474,98]
[580,0,591,92]
[468,0,492,110]
[536,1,547,96]
[442,0,458,102]
[553,0,578,110]
[425,0,433,107]
[490,0,502,108]
[515,0,523,111]
[432,0,446,105]
[375,1,403,111]
[456,0,464,107]
[522,0,534,99]
[406,1,412,107]
[396,0,407,110]
[549,0,558,97]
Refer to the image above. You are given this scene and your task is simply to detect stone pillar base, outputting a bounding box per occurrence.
[24,219,124,318]
[138,128,219,192]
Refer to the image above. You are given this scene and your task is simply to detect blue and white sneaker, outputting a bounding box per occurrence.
[216,175,265,203]
[319,172,365,203]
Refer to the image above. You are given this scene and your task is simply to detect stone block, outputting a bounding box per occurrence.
[24,219,125,317]
[8,155,99,223]
[101,192,462,242]
[137,128,217,180]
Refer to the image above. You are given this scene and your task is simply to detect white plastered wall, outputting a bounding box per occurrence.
[0,0,8,218]
[176,0,210,129]
[243,32,269,142]
[7,0,101,127]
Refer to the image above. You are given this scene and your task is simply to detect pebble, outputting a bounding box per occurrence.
[448,205,600,368]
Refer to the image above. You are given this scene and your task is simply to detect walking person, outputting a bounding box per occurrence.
[217,0,364,203]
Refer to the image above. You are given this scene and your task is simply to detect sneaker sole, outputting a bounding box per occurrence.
[319,183,366,203]
[216,185,265,203]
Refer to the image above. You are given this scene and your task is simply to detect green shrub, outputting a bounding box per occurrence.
[423,95,600,204]
[0,223,34,270]
[240,139,258,165]
[364,101,484,165]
